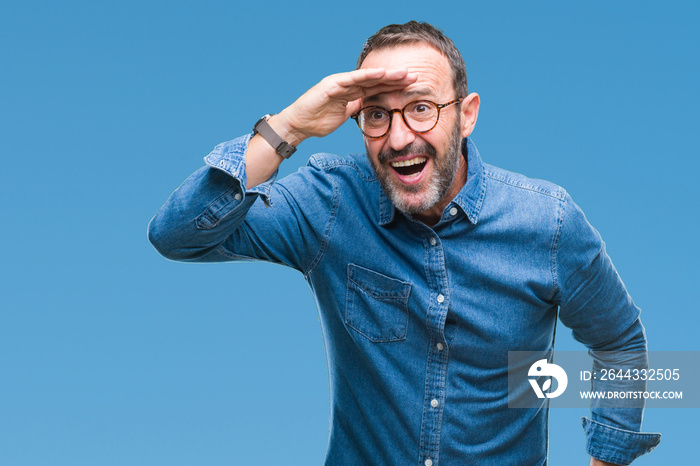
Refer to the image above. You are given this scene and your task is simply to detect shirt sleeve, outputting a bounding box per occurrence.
[553,192,661,464]
[147,134,337,274]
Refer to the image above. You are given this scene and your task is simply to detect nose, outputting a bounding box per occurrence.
[386,111,416,151]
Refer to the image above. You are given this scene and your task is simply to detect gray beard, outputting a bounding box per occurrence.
[371,122,463,216]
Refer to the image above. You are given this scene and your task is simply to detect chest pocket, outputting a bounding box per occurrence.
[345,264,411,343]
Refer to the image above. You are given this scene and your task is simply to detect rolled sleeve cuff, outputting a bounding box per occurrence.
[581,417,661,465]
[203,133,279,205]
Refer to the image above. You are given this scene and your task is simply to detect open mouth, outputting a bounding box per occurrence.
[390,156,427,177]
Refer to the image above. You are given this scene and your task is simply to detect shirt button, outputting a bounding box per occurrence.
[234,193,242,201]
[425,459,433,466]
[431,399,439,408]
[449,206,458,216]
[429,237,437,246]
[436,342,444,351]
[437,294,445,303]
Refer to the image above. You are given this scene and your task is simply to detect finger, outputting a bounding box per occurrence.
[326,83,409,103]
[360,79,418,97]
[326,71,417,101]
[345,98,363,118]
[335,68,414,89]
[382,68,417,82]
[335,80,419,103]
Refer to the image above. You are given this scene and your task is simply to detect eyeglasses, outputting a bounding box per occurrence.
[351,98,463,139]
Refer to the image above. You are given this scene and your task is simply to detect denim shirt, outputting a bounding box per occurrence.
[148,135,661,465]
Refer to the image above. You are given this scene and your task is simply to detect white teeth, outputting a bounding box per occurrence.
[390,156,427,168]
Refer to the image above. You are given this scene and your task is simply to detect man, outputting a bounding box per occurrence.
[149,21,660,465]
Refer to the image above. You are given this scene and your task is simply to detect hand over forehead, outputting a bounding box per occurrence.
[328,68,418,102]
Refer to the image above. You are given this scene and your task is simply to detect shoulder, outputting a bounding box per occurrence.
[272,150,378,204]
[474,162,574,232]
[482,162,567,202]
[307,151,377,182]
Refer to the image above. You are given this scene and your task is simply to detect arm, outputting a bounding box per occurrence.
[148,68,417,264]
[553,193,661,465]
[244,68,417,189]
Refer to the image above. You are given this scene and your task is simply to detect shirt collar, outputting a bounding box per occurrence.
[378,137,486,226]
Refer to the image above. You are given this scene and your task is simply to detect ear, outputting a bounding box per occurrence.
[459,92,480,138]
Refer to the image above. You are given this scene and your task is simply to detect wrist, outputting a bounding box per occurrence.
[269,110,307,147]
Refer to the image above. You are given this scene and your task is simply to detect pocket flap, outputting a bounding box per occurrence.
[348,264,411,299]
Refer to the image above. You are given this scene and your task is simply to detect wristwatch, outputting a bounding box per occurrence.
[252,114,297,159]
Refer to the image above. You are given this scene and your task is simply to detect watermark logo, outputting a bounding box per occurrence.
[509,351,698,408]
[528,359,568,399]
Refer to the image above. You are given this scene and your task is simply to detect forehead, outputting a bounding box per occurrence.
[360,43,453,103]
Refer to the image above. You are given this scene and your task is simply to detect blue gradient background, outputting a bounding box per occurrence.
[2,1,698,464]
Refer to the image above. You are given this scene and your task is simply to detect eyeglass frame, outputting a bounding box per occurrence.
[351,97,465,139]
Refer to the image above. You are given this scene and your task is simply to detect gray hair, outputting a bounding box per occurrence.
[356,21,468,98]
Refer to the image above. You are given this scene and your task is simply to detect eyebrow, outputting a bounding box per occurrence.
[363,87,437,106]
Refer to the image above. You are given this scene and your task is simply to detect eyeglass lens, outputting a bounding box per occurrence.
[357,101,439,137]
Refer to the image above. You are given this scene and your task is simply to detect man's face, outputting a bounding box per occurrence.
[359,44,466,216]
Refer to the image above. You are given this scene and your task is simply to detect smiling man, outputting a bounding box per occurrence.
[148,21,659,465]
[355,43,473,225]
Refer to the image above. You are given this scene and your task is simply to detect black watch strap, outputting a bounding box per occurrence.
[253,114,297,159]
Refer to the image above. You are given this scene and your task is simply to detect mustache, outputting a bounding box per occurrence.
[378,142,437,164]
